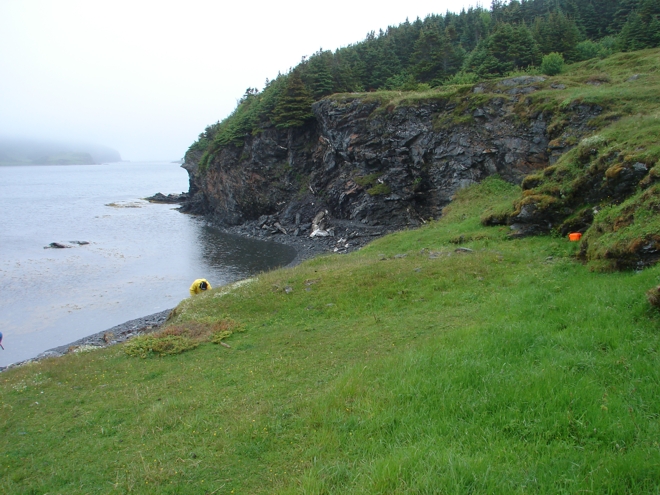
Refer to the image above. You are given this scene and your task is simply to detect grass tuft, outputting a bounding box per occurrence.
[124,319,242,357]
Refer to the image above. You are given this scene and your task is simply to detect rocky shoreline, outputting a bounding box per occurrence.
[150,188,397,264]
[1,204,391,372]
[0,309,172,372]
[207,212,395,267]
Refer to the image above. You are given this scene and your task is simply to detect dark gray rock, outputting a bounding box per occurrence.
[145,192,190,203]
[46,242,71,249]
[179,90,602,251]
[499,76,545,86]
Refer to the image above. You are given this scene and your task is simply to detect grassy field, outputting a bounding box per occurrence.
[2,177,660,494]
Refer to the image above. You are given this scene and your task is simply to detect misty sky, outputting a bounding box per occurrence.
[0,0,480,161]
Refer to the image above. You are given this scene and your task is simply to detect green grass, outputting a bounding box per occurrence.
[481,49,660,269]
[2,178,660,494]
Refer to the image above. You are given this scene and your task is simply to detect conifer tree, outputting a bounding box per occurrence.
[331,48,362,93]
[464,22,541,76]
[411,24,465,83]
[533,11,581,60]
[501,0,524,23]
[305,51,335,99]
[272,71,314,129]
[611,0,641,32]
[388,19,423,71]
[491,0,506,23]
[579,2,602,39]
[459,9,492,51]
[369,38,402,89]
[618,0,660,50]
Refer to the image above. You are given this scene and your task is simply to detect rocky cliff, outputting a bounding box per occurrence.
[181,76,602,250]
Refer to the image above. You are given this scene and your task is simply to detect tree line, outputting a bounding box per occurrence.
[191,0,660,160]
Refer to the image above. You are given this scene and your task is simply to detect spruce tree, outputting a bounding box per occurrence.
[370,38,402,89]
[579,2,602,39]
[533,11,581,61]
[305,51,335,99]
[501,0,524,23]
[389,19,422,71]
[331,48,362,93]
[612,0,641,32]
[272,71,314,129]
[464,22,541,76]
[411,24,465,83]
[459,9,492,51]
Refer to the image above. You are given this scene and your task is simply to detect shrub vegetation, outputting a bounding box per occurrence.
[540,52,565,75]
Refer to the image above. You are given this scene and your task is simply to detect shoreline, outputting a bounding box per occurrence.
[0,310,172,372]
[1,209,395,372]
[199,216,396,268]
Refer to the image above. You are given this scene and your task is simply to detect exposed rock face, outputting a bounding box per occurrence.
[182,80,600,237]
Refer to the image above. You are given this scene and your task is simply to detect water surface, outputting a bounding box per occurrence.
[0,162,295,366]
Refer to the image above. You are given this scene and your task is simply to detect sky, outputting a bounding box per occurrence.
[0,0,482,161]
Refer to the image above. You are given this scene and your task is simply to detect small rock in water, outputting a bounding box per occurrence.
[46,242,71,249]
[144,192,189,203]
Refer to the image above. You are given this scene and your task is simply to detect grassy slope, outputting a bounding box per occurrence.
[328,50,660,272]
[507,49,660,269]
[2,177,660,494]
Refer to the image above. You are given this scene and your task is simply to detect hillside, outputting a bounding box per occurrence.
[183,48,660,272]
[2,177,660,493]
[186,0,659,153]
[183,0,660,272]
[0,138,121,165]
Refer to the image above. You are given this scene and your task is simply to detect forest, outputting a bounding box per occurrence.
[190,0,660,159]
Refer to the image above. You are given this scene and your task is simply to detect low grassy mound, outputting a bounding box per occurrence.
[123,319,242,358]
[2,177,660,494]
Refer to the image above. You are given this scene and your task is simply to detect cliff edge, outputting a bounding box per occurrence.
[181,76,596,242]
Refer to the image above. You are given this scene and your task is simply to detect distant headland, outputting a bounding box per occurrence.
[0,137,121,165]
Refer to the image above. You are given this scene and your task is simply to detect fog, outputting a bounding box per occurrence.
[0,0,480,161]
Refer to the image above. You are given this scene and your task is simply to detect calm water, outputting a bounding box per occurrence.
[0,162,296,366]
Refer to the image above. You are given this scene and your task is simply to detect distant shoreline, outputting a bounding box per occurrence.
[0,166,102,167]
